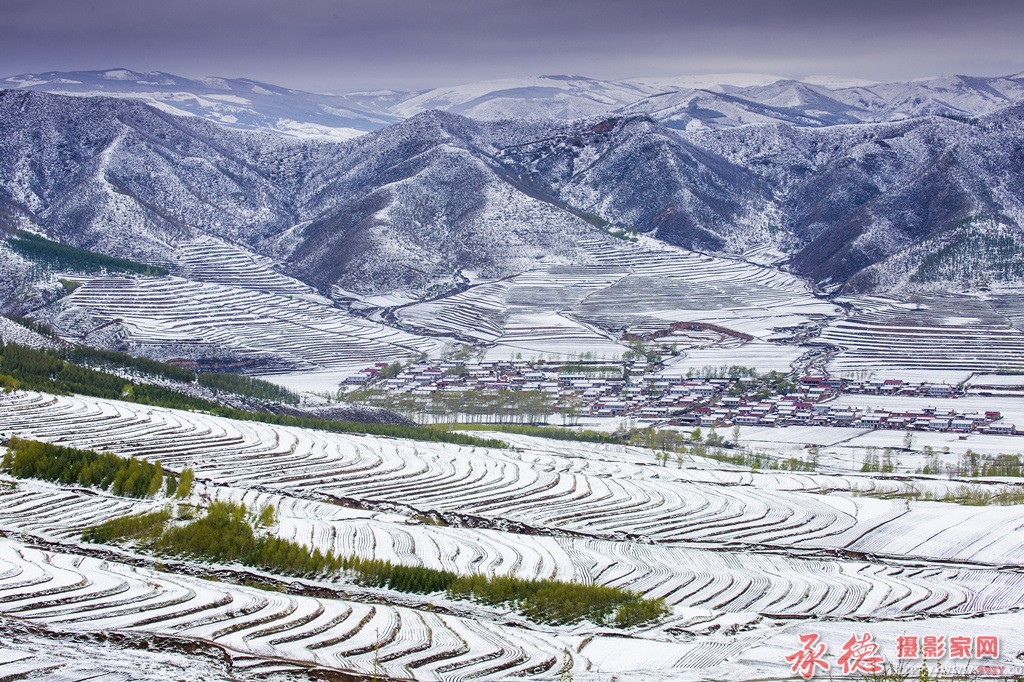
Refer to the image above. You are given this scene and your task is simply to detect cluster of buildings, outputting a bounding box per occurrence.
[346,361,1016,434]
[727,399,1011,434]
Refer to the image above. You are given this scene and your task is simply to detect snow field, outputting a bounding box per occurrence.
[174,236,328,300]
[2,390,1024,678]
[396,238,834,364]
[5,476,1021,623]
[819,296,1024,379]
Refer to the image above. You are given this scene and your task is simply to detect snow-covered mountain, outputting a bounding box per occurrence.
[384,75,656,120]
[1,69,398,140]
[3,81,1024,297]
[829,74,1024,120]
[684,103,1024,290]
[0,91,605,295]
[9,69,1024,136]
[283,110,604,293]
[495,116,774,251]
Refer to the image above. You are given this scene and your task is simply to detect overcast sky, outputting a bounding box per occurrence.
[2,0,1023,92]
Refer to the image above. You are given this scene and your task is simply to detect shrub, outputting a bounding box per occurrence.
[174,468,194,499]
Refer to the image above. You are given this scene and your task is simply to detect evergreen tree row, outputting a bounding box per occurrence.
[6,230,168,276]
[84,501,668,628]
[60,344,300,404]
[2,437,165,498]
[197,372,299,404]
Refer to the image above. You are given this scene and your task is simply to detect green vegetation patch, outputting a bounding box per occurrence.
[7,230,168,276]
[852,483,1024,506]
[61,344,301,404]
[83,509,171,544]
[198,371,299,404]
[910,218,1024,286]
[85,501,668,628]
[2,436,165,498]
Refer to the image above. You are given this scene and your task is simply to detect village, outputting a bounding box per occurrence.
[343,358,1018,435]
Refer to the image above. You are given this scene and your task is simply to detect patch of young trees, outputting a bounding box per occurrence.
[2,437,166,498]
[953,449,1024,478]
[84,501,668,628]
[861,447,898,473]
[6,230,169,276]
[350,388,555,425]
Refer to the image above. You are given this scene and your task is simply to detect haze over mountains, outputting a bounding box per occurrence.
[2,68,1024,301]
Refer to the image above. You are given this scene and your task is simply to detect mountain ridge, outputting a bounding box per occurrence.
[3,86,1024,301]
[8,68,1024,138]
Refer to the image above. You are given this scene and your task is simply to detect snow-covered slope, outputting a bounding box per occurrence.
[0,91,610,296]
[9,69,1024,137]
[386,74,656,120]
[2,68,397,139]
[687,103,1024,290]
[0,90,302,263]
[622,72,791,92]
[4,86,1024,298]
[286,110,606,293]
[369,70,1024,129]
[496,115,774,250]
[830,73,1024,120]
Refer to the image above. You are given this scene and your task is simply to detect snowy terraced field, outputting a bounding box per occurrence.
[3,391,1024,567]
[821,295,1024,381]
[0,538,584,681]
[44,234,1024,394]
[3,476,1023,625]
[0,616,258,681]
[0,389,1022,680]
[659,342,806,375]
[50,275,448,372]
[174,236,327,299]
[398,238,837,367]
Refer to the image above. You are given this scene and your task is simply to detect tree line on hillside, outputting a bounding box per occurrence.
[7,230,168,276]
[61,344,301,404]
[84,500,667,628]
[348,388,556,425]
[1,436,194,499]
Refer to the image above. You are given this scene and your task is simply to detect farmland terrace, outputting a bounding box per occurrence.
[27,236,1024,405]
[0,389,1022,680]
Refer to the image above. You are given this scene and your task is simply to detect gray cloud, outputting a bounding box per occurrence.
[2,0,1023,91]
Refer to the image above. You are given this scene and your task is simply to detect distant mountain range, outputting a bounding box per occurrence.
[2,69,1024,299]
[7,69,1024,138]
